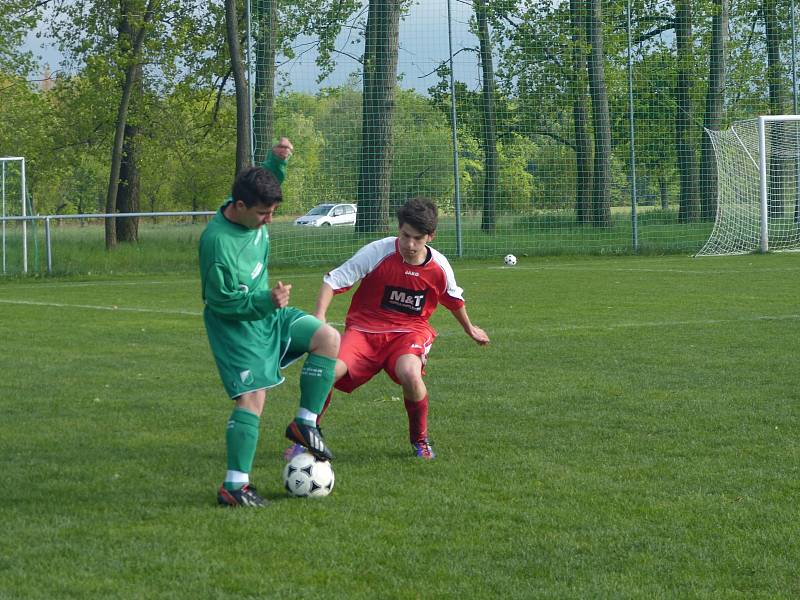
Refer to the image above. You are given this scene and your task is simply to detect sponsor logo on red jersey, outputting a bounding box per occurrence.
[381,286,429,315]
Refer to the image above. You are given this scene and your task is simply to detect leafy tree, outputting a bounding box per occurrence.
[143,89,236,213]
[700,0,728,220]
[43,0,221,247]
[570,0,593,224]
[0,1,40,77]
[586,0,612,227]
[357,0,403,233]
[474,0,499,232]
[763,0,790,219]
[225,0,252,175]
[674,0,699,223]
[252,0,360,163]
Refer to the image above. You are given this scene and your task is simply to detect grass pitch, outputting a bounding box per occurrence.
[0,254,798,598]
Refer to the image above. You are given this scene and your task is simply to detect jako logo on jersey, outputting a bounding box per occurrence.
[381,286,428,315]
[404,270,420,277]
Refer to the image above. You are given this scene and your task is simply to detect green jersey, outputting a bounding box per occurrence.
[199,153,306,398]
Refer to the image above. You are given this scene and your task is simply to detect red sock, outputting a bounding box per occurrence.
[317,390,333,426]
[404,395,429,443]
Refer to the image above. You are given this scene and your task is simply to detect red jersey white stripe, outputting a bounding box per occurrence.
[324,237,465,336]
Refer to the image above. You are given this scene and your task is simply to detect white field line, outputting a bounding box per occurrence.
[0,298,202,316]
[485,264,800,275]
[0,271,327,291]
[0,298,797,334]
[529,313,800,334]
[0,279,197,290]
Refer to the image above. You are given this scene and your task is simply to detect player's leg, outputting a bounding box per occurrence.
[218,389,268,507]
[315,355,349,425]
[283,331,352,461]
[393,354,434,458]
[283,329,391,461]
[284,315,339,460]
[386,333,436,459]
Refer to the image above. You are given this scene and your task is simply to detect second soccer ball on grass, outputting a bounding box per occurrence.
[504,254,517,266]
[283,451,335,497]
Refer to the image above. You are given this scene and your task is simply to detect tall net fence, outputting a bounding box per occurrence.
[2,1,800,275]
[247,0,798,262]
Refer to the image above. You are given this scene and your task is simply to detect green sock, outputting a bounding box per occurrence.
[297,354,336,422]
[224,408,260,491]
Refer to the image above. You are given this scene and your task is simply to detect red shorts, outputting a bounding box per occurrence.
[334,329,434,393]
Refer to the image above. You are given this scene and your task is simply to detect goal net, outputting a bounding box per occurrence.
[697,116,800,256]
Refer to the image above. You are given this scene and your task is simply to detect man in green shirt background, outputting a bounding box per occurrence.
[199,137,339,507]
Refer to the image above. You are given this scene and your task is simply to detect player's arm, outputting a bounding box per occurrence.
[261,137,293,183]
[449,305,490,346]
[203,261,280,320]
[314,238,392,321]
[314,282,335,322]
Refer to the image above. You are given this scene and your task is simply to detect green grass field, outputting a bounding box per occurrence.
[1,254,798,598]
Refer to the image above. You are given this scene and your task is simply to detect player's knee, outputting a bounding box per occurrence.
[395,362,422,386]
[312,323,340,355]
[334,359,348,381]
[235,390,266,416]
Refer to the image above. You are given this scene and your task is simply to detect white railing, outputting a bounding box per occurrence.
[0,211,214,274]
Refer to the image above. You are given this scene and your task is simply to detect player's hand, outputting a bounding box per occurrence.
[272,281,292,308]
[272,137,294,161]
[469,325,490,346]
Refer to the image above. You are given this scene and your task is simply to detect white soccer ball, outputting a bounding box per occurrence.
[283,451,335,498]
[504,254,517,266]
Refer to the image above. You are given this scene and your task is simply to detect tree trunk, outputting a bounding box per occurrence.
[675,0,699,223]
[764,0,787,220]
[225,0,252,175]
[475,0,498,232]
[700,0,728,221]
[570,0,592,225]
[659,174,669,209]
[586,0,611,228]
[104,0,154,250]
[356,0,401,233]
[254,0,277,164]
[116,122,141,242]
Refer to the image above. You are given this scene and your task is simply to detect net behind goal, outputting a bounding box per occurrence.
[697,116,800,256]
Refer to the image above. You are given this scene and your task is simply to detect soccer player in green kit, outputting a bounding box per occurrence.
[199,138,339,507]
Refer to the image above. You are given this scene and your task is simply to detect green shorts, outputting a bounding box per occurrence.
[204,306,323,398]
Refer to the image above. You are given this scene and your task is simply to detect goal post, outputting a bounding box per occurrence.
[1,157,28,274]
[697,115,800,256]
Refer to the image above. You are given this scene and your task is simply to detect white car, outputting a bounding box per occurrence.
[294,203,357,227]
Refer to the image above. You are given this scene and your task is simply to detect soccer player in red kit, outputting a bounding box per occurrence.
[286,197,490,460]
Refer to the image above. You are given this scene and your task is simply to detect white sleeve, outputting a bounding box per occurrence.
[323,237,396,291]
[430,247,464,302]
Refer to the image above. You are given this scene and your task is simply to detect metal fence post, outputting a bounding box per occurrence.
[45,216,52,274]
[627,0,639,253]
[446,0,463,257]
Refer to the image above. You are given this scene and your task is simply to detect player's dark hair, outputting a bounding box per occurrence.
[397,196,438,235]
[231,166,282,208]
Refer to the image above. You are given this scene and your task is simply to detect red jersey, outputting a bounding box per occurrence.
[324,237,465,337]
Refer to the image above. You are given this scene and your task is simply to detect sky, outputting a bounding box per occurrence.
[24,0,482,95]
